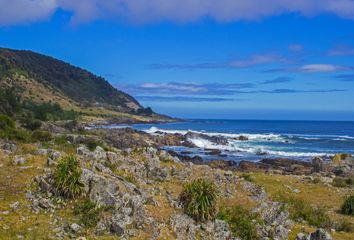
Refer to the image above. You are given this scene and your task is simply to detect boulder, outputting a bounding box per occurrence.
[312,157,324,172]
[1,143,17,152]
[237,135,249,141]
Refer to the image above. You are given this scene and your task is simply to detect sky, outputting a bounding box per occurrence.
[0,0,354,121]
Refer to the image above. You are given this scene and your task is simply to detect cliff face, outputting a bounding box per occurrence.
[0,47,142,114]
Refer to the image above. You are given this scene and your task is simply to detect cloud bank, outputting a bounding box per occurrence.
[2,0,354,26]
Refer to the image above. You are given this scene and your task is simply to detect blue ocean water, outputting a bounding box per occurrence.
[109,119,354,162]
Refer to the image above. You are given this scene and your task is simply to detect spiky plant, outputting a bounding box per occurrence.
[341,195,354,216]
[53,155,84,198]
[180,178,218,221]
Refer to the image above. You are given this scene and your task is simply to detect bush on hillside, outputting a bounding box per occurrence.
[279,195,329,227]
[341,195,354,216]
[180,178,218,221]
[217,206,259,240]
[0,89,20,116]
[0,114,30,141]
[53,155,84,198]
[31,130,53,142]
[74,199,111,228]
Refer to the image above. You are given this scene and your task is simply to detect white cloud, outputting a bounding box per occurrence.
[229,54,289,68]
[2,0,354,26]
[299,64,351,73]
[0,0,57,26]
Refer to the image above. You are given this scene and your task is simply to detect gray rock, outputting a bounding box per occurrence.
[94,146,106,160]
[70,223,80,233]
[110,221,125,236]
[312,157,324,173]
[10,201,20,211]
[308,229,332,240]
[12,156,26,165]
[170,214,197,240]
[2,143,17,152]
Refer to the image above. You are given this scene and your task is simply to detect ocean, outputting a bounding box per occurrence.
[106,119,354,162]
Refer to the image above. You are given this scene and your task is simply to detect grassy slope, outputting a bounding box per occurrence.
[251,172,354,240]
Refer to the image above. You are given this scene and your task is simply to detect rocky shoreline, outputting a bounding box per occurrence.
[0,120,353,239]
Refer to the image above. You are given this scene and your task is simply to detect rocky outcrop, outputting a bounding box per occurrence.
[296,228,332,240]
[241,180,293,239]
[170,214,236,240]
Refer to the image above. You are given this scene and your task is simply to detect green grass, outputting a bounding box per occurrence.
[53,155,84,198]
[278,195,329,227]
[241,173,255,182]
[74,199,111,228]
[179,178,218,222]
[0,114,30,141]
[332,177,353,188]
[31,130,53,142]
[217,205,259,240]
[341,195,354,216]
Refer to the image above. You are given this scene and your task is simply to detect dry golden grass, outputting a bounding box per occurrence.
[251,172,354,240]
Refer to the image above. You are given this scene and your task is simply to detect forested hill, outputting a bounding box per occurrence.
[0,47,145,114]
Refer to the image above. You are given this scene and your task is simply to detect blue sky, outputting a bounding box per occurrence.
[1,1,354,120]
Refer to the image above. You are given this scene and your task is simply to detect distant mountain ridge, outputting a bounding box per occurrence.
[0,47,144,114]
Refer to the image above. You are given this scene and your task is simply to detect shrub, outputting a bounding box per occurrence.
[241,173,255,182]
[180,178,218,221]
[332,177,348,188]
[86,138,100,151]
[32,130,53,142]
[312,177,322,184]
[346,178,354,186]
[74,199,110,228]
[335,219,354,232]
[0,114,30,141]
[217,206,259,240]
[341,195,354,216]
[279,195,329,227]
[0,114,15,129]
[53,155,84,198]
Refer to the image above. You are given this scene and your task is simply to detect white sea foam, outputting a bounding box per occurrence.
[145,127,286,142]
[188,137,327,158]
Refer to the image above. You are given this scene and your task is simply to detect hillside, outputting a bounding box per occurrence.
[0,47,170,123]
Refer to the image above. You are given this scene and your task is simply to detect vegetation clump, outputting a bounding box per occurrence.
[74,199,110,228]
[217,206,259,240]
[341,195,354,216]
[279,195,329,227]
[241,173,255,182]
[180,178,218,221]
[0,114,29,141]
[332,177,353,188]
[53,155,84,198]
[31,130,53,142]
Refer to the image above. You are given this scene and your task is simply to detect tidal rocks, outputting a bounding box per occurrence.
[236,135,249,141]
[260,158,312,175]
[205,149,222,155]
[208,159,237,170]
[185,132,228,145]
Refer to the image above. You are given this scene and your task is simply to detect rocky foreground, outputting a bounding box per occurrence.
[0,122,353,240]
